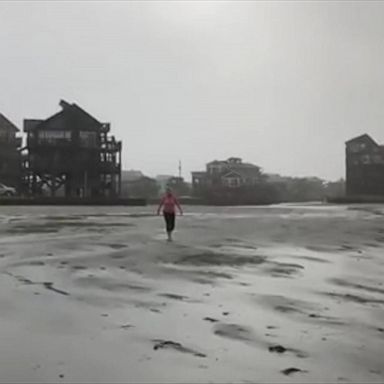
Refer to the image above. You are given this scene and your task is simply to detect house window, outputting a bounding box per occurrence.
[224,177,240,187]
[361,155,371,164]
[349,142,368,153]
[208,164,225,174]
[373,155,383,164]
[38,130,71,144]
[230,178,240,187]
[0,130,12,142]
[209,165,218,174]
[79,131,97,147]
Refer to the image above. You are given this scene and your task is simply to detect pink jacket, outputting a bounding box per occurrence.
[158,194,182,214]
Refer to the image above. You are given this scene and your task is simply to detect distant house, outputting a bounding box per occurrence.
[0,113,22,188]
[122,170,144,182]
[192,157,263,196]
[166,176,190,196]
[265,173,291,183]
[121,170,158,198]
[121,174,159,199]
[346,134,384,196]
[156,174,175,194]
[23,100,122,198]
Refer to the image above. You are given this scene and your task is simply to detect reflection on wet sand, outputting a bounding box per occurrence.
[0,204,383,383]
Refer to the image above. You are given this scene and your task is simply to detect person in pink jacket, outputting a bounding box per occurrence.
[157,187,183,242]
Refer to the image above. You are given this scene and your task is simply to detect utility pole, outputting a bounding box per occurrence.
[178,160,182,179]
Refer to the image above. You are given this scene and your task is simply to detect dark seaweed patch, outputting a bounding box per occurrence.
[152,340,206,358]
[322,291,384,305]
[329,278,384,295]
[176,252,266,267]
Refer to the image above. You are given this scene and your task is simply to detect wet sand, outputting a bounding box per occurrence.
[0,204,383,383]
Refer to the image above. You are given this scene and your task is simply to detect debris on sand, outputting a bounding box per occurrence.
[269,344,308,358]
[120,324,134,330]
[159,293,189,301]
[213,323,256,343]
[4,272,69,296]
[203,317,219,323]
[323,292,384,305]
[176,251,265,267]
[29,261,46,266]
[152,340,206,358]
[71,265,87,270]
[153,340,180,351]
[269,345,287,354]
[281,367,306,376]
[43,282,69,296]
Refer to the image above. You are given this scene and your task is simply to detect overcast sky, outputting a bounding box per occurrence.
[1,1,384,181]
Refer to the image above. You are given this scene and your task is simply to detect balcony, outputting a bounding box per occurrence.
[100,160,120,174]
[101,140,122,152]
[100,123,111,133]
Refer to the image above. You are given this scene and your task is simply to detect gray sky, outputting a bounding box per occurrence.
[1,1,384,181]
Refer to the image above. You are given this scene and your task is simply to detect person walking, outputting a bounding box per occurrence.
[157,187,183,242]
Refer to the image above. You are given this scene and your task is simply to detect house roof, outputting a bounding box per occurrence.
[0,113,19,132]
[222,170,242,178]
[205,158,261,179]
[24,119,44,132]
[207,158,259,167]
[206,160,225,165]
[24,100,104,132]
[223,164,261,179]
[67,101,103,128]
[346,134,378,146]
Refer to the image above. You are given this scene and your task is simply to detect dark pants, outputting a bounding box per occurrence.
[163,212,176,232]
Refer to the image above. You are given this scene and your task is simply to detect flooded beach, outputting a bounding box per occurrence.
[0,204,383,383]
